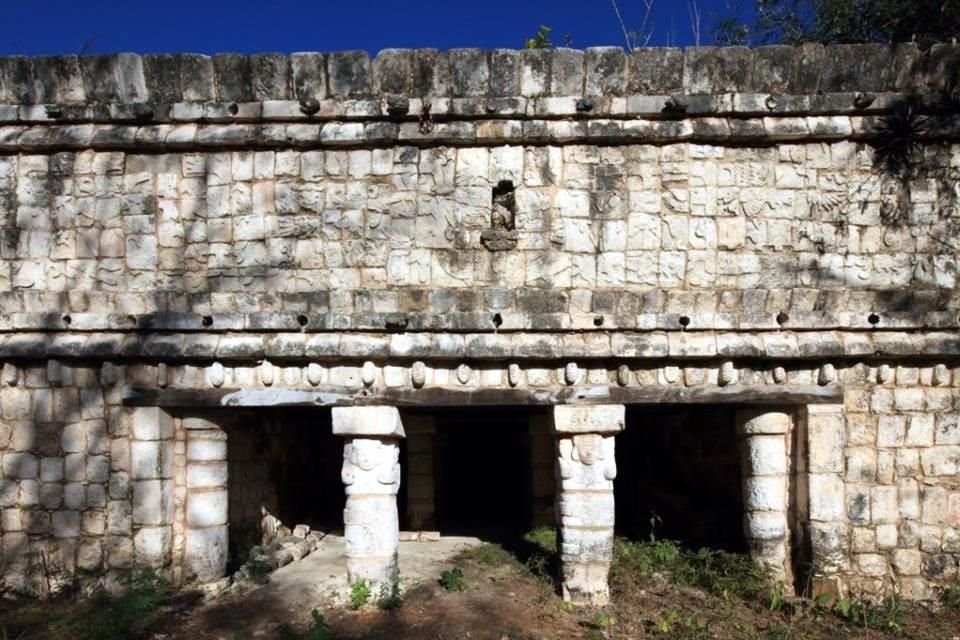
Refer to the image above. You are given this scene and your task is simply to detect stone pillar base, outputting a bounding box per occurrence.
[344,493,400,589]
[562,561,612,605]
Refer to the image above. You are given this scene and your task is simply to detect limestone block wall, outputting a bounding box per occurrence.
[0,45,959,600]
[0,141,958,320]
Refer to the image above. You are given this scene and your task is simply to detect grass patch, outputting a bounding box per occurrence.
[942,582,960,610]
[47,568,168,640]
[610,538,770,601]
[520,527,558,581]
[460,542,516,568]
[816,593,909,635]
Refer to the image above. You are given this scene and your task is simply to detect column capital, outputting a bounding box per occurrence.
[553,404,625,434]
[332,405,405,438]
[735,410,791,436]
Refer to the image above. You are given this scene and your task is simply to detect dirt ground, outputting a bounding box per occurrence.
[3,535,960,640]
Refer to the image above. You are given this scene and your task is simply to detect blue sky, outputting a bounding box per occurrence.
[3,0,743,56]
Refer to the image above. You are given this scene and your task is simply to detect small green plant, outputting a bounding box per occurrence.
[648,610,710,639]
[592,611,614,628]
[348,579,371,610]
[439,567,466,592]
[768,581,786,612]
[305,610,332,639]
[943,581,960,609]
[377,581,402,610]
[524,25,552,49]
[825,594,907,634]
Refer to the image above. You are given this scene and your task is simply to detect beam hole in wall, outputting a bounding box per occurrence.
[297,314,309,327]
[61,314,71,326]
[228,103,239,116]
[593,315,604,327]
[868,313,880,326]
[678,315,691,329]
[492,313,503,328]
[201,315,213,327]
[776,311,789,326]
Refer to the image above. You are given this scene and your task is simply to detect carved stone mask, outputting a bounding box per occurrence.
[573,434,602,466]
[350,439,382,472]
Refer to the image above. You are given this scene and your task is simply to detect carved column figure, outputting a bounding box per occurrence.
[736,410,793,585]
[553,404,625,606]
[332,406,406,592]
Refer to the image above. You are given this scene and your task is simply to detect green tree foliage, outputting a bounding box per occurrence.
[525,25,553,49]
[713,0,960,48]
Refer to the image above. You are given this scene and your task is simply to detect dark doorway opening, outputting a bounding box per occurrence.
[413,406,538,541]
[219,407,343,568]
[615,405,746,552]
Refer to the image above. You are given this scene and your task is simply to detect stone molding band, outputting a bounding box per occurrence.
[1,330,958,362]
[1,115,958,154]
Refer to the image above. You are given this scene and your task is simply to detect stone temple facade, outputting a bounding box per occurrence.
[0,44,959,605]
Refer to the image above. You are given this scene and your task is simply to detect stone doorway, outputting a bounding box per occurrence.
[615,405,746,551]
[210,408,343,569]
[403,407,546,542]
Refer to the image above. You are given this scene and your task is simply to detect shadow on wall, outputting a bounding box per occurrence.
[0,363,121,597]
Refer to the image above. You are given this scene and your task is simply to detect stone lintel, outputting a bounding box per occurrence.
[553,404,625,434]
[125,384,845,408]
[332,405,405,438]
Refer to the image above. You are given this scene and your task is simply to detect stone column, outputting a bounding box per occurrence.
[332,406,405,591]
[736,410,793,585]
[404,415,435,531]
[529,414,555,527]
[182,417,229,583]
[553,404,625,606]
[130,407,175,572]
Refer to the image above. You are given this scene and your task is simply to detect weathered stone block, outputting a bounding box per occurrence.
[553,405,624,434]
[332,406,405,438]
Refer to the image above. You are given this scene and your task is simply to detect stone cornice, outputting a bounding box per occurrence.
[0,45,957,150]
[2,45,956,106]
